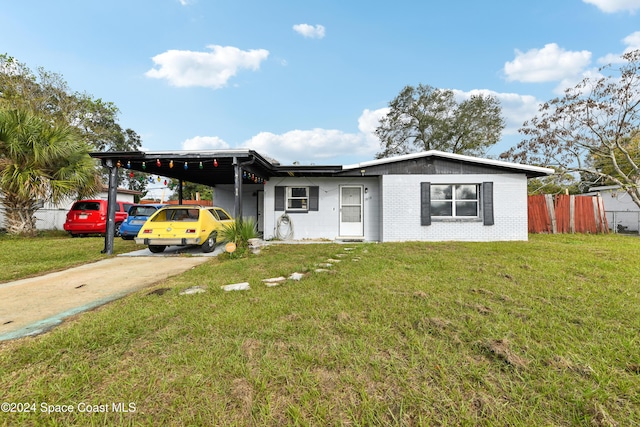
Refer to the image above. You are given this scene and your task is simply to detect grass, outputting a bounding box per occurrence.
[0,231,142,282]
[0,234,639,425]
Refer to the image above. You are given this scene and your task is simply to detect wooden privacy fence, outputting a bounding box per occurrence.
[528,194,608,234]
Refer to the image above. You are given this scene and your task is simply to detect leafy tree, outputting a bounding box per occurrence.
[0,54,146,194]
[502,49,640,208]
[375,84,505,158]
[0,54,140,152]
[0,108,101,235]
[168,180,213,201]
[527,168,583,195]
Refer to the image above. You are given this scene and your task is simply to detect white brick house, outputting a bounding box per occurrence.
[262,151,552,242]
[90,149,552,244]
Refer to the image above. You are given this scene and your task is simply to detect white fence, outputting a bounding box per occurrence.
[0,207,68,232]
[607,211,640,234]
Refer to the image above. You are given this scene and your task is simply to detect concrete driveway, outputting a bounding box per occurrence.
[0,245,224,341]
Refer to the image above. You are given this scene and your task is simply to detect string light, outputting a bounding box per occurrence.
[106,157,269,187]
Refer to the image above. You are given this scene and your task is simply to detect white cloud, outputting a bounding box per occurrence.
[174,92,549,164]
[598,31,640,64]
[182,136,230,150]
[582,0,640,13]
[177,0,192,5]
[145,45,269,89]
[504,43,592,83]
[241,109,386,164]
[452,89,541,135]
[293,24,326,39]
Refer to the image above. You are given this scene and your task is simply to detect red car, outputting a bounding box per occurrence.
[63,199,133,237]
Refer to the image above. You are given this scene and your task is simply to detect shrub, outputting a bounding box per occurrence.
[220,217,258,248]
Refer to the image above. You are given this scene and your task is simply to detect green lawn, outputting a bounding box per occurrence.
[0,234,639,426]
[0,231,142,282]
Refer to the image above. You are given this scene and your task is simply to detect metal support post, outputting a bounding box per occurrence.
[102,159,119,254]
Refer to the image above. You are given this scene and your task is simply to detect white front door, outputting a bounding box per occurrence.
[339,185,364,237]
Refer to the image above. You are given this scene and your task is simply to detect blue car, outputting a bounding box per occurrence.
[120,204,165,240]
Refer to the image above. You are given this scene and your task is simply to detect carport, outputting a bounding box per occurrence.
[90,150,276,254]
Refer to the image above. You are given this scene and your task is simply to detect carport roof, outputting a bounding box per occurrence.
[90,149,279,186]
[90,149,345,184]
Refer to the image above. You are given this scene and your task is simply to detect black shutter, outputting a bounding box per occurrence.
[421,182,431,226]
[482,182,494,226]
[309,186,319,211]
[275,186,285,211]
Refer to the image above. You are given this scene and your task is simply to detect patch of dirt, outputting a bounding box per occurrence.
[230,377,254,416]
[480,338,529,369]
[625,363,640,374]
[589,402,619,427]
[413,291,428,299]
[548,355,594,377]
[147,287,172,296]
[336,312,350,322]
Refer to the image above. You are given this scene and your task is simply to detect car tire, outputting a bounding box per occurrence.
[121,235,134,240]
[114,222,122,237]
[149,245,166,253]
[201,232,217,253]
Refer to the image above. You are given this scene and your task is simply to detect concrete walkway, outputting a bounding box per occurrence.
[0,247,219,341]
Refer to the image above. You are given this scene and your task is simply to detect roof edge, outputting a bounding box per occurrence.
[342,150,554,176]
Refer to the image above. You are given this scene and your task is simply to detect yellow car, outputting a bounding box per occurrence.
[135,205,234,253]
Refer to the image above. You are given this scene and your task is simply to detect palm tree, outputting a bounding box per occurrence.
[0,108,101,235]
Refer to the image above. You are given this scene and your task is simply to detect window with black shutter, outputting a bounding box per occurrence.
[275,186,319,212]
[421,182,494,225]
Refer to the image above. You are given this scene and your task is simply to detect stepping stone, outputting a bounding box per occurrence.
[221,282,251,291]
[262,277,287,287]
[317,263,333,268]
[288,272,304,281]
[315,268,330,273]
[352,257,361,262]
[180,286,207,295]
[343,248,355,251]
[326,258,341,263]
[334,254,346,258]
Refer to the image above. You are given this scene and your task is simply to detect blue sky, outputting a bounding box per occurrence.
[2,0,640,166]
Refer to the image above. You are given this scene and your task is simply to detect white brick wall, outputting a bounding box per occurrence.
[263,177,380,241]
[381,174,529,241]
[262,173,529,242]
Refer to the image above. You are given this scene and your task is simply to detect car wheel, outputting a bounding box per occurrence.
[149,245,166,253]
[201,232,217,253]
[121,235,134,240]
[114,222,122,237]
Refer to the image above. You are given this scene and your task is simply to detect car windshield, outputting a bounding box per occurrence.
[72,202,100,211]
[129,206,158,216]
[151,208,200,222]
